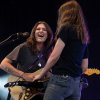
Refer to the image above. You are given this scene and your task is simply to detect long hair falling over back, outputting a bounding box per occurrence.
[27,21,53,52]
[56,0,89,44]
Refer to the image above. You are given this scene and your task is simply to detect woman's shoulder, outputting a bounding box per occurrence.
[17,42,28,49]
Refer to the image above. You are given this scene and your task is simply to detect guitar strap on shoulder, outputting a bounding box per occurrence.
[25,39,55,72]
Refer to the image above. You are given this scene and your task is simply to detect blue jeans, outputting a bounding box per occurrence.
[43,74,81,100]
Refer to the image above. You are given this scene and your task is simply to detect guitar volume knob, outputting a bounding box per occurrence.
[26,92,29,96]
[27,88,30,91]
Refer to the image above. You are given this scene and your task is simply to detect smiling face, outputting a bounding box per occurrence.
[35,23,48,43]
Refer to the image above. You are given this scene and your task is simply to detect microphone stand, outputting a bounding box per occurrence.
[0,34,20,47]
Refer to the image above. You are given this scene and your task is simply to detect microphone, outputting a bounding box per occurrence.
[15,32,30,38]
[0,32,30,47]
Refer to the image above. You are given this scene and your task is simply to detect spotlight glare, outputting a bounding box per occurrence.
[0,75,10,100]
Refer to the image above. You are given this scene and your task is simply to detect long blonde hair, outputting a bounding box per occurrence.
[56,0,89,44]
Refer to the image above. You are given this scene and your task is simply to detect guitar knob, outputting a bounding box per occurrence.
[26,92,29,96]
[24,96,28,100]
[13,82,16,86]
[26,88,30,91]
[9,83,12,86]
[16,82,18,85]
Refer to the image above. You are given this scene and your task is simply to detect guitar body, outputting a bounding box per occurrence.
[84,68,100,76]
[7,68,100,100]
[8,75,25,100]
[7,68,49,100]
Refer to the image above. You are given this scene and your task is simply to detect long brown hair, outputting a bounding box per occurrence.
[27,21,53,52]
[56,0,89,44]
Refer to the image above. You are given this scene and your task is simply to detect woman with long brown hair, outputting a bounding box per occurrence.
[0,21,53,100]
[33,0,89,100]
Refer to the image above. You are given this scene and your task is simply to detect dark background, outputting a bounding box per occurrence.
[0,0,100,100]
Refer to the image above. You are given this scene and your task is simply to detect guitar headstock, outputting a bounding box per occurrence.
[84,68,100,76]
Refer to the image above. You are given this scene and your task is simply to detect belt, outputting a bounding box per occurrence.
[60,75,69,78]
[52,74,69,78]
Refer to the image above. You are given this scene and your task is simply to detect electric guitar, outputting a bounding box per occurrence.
[5,68,49,100]
[5,68,100,100]
[81,68,100,89]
